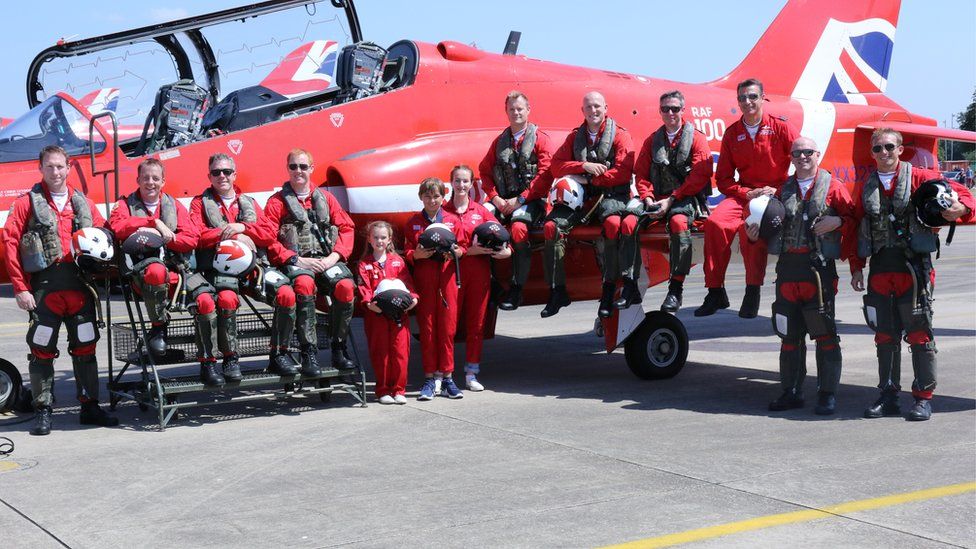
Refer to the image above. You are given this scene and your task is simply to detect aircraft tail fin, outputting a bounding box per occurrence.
[708,0,901,105]
[260,40,340,98]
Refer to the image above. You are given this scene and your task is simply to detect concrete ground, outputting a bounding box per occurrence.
[1,228,974,548]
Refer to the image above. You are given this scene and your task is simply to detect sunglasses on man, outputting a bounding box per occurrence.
[288,163,311,171]
[790,149,816,159]
[871,143,898,154]
[737,92,761,102]
[209,168,235,177]
[660,105,682,114]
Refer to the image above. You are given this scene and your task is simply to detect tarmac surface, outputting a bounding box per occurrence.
[1,228,974,548]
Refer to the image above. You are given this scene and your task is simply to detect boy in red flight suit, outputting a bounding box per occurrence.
[478,90,554,311]
[849,128,975,421]
[696,78,799,319]
[3,145,117,435]
[403,177,465,400]
[545,91,636,319]
[633,90,714,312]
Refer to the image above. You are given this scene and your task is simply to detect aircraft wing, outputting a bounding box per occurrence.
[856,122,976,143]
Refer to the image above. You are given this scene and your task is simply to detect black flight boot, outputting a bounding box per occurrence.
[301,344,323,376]
[660,279,683,313]
[499,284,523,311]
[768,390,805,411]
[268,349,299,376]
[222,355,243,383]
[199,361,225,387]
[738,285,762,319]
[814,392,836,415]
[31,406,52,436]
[906,398,932,421]
[147,323,167,357]
[614,278,641,310]
[540,285,571,318]
[864,389,901,418]
[598,282,616,319]
[694,287,730,317]
[79,400,119,427]
[329,341,355,371]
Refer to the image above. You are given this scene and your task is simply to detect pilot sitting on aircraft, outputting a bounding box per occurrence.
[108,159,224,386]
[189,153,284,382]
[544,91,636,319]
[3,145,118,435]
[632,90,714,313]
[478,90,554,312]
[261,148,358,374]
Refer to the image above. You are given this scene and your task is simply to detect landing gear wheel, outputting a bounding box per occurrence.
[0,359,23,413]
[624,311,689,379]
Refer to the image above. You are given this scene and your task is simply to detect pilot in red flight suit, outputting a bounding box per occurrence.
[633,90,714,312]
[445,165,511,392]
[747,137,853,416]
[850,128,975,421]
[3,145,118,435]
[546,91,636,319]
[696,78,799,319]
[478,90,554,311]
[404,177,465,400]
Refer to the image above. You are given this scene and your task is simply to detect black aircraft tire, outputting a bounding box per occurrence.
[624,311,689,380]
[0,359,24,413]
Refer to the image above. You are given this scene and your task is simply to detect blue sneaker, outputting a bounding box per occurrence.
[418,378,436,401]
[441,377,464,399]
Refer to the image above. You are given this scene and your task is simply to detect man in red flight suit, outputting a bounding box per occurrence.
[850,128,975,421]
[261,149,358,373]
[747,136,854,415]
[633,90,713,312]
[478,90,554,311]
[545,91,636,319]
[189,153,271,382]
[3,145,118,435]
[108,158,211,379]
[696,78,799,319]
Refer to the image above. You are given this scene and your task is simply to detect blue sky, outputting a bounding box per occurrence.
[2,1,973,129]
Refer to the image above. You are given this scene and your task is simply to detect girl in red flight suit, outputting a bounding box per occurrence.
[358,221,418,405]
[444,165,511,391]
[403,178,465,400]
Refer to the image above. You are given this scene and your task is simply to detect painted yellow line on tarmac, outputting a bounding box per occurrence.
[603,482,976,549]
[0,461,20,473]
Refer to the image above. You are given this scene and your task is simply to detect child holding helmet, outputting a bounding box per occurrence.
[444,164,511,391]
[357,220,418,404]
[403,177,465,400]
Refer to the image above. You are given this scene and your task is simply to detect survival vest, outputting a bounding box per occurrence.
[858,161,932,257]
[19,184,94,273]
[649,122,696,197]
[197,188,260,270]
[126,192,179,231]
[276,184,338,256]
[572,118,617,168]
[771,169,840,259]
[492,123,539,199]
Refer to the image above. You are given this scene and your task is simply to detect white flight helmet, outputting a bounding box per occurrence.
[213,239,256,276]
[71,227,115,271]
[548,175,586,210]
[376,278,408,294]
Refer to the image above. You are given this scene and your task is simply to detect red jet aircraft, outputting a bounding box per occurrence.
[0,0,972,379]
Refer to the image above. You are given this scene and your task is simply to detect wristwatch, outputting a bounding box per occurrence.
[517,196,526,205]
[286,255,299,266]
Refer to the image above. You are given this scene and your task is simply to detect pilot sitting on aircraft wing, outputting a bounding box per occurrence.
[632,90,714,313]
[544,91,636,319]
[3,145,118,435]
[696,78,799,319]
[108,159,223,384]
[478,90,554,312]
[189,153,282,383]
[261,148,358,374]
[849,128,975,422]
[746,136,853,416]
